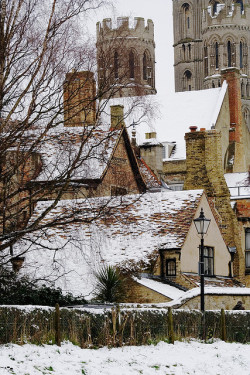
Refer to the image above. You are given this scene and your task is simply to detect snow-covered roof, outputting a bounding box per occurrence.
[136,82,228,160]
[155,82,228,160]
[35,126,121,182]
[224,172,250,198]
[14,189,203,297]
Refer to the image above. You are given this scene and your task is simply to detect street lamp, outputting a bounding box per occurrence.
[193,208,211,312]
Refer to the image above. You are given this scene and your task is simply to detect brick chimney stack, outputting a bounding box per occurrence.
[221,68,246,172]
[64,71,96,127]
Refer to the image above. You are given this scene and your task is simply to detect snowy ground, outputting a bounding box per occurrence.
[1,340,250,375]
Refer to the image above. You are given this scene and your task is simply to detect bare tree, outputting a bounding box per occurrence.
[0,1,158,268]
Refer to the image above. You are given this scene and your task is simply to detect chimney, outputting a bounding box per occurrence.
[63,71,96,127]
[221,68,246,172]
[110,105,125,130]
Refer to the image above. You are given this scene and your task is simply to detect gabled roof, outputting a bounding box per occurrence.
[30,124,147,192]
[14,190,203,297]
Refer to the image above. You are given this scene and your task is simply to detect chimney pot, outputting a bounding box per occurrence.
[189,126,198,132]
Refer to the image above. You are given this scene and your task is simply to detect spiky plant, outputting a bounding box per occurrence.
[94,266,126,303]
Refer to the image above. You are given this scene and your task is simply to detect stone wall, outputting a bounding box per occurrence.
[184,128,245,282]
[176,293,250,310]
[125,277,170,303]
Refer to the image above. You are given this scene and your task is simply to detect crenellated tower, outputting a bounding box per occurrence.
[96,17,156,99]
[173,0,250,130]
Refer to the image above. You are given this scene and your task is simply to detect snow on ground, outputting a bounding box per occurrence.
[1,340,250,375]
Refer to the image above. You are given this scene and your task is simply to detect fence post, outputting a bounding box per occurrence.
[55,303,61,347]
[168,307,174,344]
[220,308,227,342]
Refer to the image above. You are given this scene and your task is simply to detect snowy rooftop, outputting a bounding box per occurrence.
[14,190,203,298]
[137,82,228,160]
[225,172,250,198]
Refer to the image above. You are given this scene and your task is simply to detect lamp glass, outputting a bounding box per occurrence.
[193,208,211,235]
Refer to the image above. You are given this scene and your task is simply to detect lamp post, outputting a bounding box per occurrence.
[193,208,211,339]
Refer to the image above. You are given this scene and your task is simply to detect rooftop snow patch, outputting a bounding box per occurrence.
[13,190,203,298]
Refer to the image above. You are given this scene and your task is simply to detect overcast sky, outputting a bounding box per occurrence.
[87,0,176,141]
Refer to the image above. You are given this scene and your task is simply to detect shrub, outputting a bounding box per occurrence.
[94,266,126,303]
[0,268,86,306]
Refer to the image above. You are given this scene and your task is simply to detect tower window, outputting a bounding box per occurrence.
[114,51,119,79]
[227,41,232,67]
[215,42,219,69]
[143,52,147,80]
[240,41,243,69]
[183,70,192,91]
[235,0,244,13]
[129,50,135,79]
[204,44,208,77]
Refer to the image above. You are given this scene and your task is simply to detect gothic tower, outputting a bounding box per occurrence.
[96,17,156,99]
[173,0,250,130]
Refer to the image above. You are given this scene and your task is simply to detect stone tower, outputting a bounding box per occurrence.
[172,0,250,130]
[96,17,156,98]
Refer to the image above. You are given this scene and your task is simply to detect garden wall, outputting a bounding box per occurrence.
[0,305,249,346]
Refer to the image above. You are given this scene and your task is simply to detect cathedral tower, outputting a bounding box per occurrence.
[96,17,156,99]
[173,0,250,130]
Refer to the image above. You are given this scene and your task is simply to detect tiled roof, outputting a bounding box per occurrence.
[136,157,162,190]
[14,190,203,297]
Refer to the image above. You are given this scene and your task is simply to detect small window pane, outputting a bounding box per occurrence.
[246,252,250,268]
[246,229,250,250]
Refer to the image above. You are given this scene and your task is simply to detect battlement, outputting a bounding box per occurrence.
[96,17,154,41]
[204,2,250,28]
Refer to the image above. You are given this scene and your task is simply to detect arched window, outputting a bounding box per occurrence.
[213,1,219,14]
[183,70,192,91]
[215,42,219,69]
[188,44,191,59]
[114,51,119,79]
[182,3,191,35]
[129,50,135,79]
[240,41,243,69]
[227,41,232,67]
[235,0,244,13]
[204,44,208,77]
[143,50,153,85]
[143,52,147,80]
[182,44,186,60]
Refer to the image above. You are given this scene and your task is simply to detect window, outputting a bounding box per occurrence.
[236,0,244,13]
[129,50,135,79]
[200,246,214,276]
[204,44,208,77]
[166,259,176,276]
[143,52,147,80]
[215,42,219,69]
[111,186,127,196]
[183,70,192,91]
[240,41,243,69]
[114,51,119,79]
[227,41,232,67]
[246,229,250,269]
[213,1,220,14]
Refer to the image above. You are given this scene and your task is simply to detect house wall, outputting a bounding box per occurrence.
[184,128,246,282]
[95,136,141,196]
[181,194,232,276]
